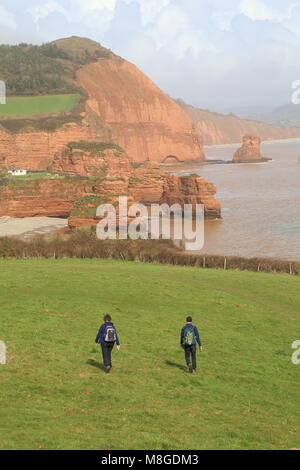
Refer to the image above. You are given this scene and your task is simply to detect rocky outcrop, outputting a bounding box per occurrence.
[184,105,300,145]
[0,147,221,225]
[233,134,271,163]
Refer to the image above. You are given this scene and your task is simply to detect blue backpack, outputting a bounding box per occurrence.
[183,326,195,346]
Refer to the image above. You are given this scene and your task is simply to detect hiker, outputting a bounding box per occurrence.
[180,316,202,373]
[95,315,120,373]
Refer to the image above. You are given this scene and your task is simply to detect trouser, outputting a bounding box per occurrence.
[101,342,115,367]
[184,344,197,370]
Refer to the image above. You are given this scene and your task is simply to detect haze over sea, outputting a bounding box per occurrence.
[172,140,300,261]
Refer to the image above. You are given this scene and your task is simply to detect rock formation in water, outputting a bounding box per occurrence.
[0,146,221,226]
[232,134,271,163]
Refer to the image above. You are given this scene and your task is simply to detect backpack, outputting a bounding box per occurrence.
[183,326,195,346]
[104,324,117,343]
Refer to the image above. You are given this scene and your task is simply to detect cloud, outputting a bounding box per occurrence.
[124,0,171,26]
[211,9,239,32]
[28,1,66,24]
[0,6,17,29]
[240,0,297,23]
[70,0,117,14]
[2,0,300,109]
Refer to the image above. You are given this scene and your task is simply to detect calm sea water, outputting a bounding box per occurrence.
[170,140,300,261]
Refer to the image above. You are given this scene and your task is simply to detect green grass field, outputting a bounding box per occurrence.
[0,259,299,450]
[0,94,79,117]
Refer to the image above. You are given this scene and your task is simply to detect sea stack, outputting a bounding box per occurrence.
[233,134,271,163]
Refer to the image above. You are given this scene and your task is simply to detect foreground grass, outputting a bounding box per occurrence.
[0,94,79,117]
[0,259,299,450]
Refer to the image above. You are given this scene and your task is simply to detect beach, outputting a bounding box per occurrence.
[0,216,68,237]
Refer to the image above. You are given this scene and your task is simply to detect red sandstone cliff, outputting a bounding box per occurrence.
[0,50,205,170]
[0,148,220,224]
[77,59,205,164]
[185,105,300,145]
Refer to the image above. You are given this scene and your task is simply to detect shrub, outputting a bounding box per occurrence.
[67,141,125,154]
[0,233,299,276]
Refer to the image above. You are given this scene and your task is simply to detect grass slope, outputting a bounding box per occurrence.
[0,94,79,118]
[0,259,299,450]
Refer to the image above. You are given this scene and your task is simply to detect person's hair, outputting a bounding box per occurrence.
[186,316,193,323]
[104,314,112,322]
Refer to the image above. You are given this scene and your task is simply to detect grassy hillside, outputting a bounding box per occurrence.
[0,37,116,130]
[0,94,79,117]
[0,38,115,97]
[0,259,299,450]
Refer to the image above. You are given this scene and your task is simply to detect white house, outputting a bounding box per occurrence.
[7,168,27,176]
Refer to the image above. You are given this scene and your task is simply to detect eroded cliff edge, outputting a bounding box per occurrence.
[0,146,221,226]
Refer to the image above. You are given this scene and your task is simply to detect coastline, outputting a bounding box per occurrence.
[160,158,273,169]
[204,136,300,149]
[0,216,68,237]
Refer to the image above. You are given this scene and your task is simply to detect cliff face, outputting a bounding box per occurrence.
[185,105,300,145]
[77,59,205,163]
[0,121,96,171]
[0,148,220,224]
[0,56,205,170]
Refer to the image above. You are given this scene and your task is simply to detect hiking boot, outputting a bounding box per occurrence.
[106,366,112,373]
[188,364,193,373]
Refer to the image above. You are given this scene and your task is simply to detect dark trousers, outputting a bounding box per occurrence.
[184,344,197,370]
[101,342,114,367]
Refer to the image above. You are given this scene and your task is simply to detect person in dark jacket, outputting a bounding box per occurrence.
[95,315,120,373]
[180,316,202,373]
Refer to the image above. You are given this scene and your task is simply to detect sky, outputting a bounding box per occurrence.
[1,0,300,111]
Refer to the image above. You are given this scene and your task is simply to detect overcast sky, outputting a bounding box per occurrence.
[1,0,300,111]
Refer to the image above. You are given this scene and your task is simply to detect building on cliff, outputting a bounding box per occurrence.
[7,168,27,176]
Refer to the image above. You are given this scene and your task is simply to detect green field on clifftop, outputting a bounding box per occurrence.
[0,259,299,450]
[0,94,79,118]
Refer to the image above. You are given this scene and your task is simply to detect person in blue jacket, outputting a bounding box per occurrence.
[180,316,203,373]
[95,315,120,373]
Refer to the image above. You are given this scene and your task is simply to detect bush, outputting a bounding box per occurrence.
[67,141,125,154]
[0,233,299,275]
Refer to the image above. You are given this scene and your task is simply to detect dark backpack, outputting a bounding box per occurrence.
[104,324,117,343]
[183,326,195,346]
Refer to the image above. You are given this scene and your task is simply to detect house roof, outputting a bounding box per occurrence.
[8,168,27,171]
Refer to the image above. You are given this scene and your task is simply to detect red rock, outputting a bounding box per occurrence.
[77,59,205,164]
[233,134,269,162]
[185,105,300,145]
[0,58,205,171]
[0,148,221,224]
